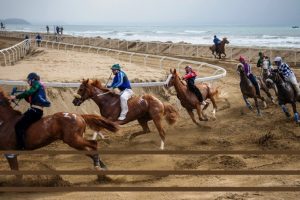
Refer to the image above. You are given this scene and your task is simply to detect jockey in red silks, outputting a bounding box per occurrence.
[182,66,206,105]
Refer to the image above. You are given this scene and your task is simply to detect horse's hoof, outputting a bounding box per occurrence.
[257,112,262,117]
[95,166,106,171]
[199,117,208,121]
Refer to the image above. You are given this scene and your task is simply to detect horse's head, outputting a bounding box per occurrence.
[0,88,10,107]
[72,79,95,106]
[73,79,110,106]
[222,37,229,44]
[268,69,282,84]
[165,69,179,88]
[236,63,244,75]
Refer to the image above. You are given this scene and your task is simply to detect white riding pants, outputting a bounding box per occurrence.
[285,73,300,96]
[120,89,134,117]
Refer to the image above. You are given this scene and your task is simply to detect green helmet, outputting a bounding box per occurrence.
[111,64,121,70]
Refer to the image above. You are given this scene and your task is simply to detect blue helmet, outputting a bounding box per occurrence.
[27,72,40,81]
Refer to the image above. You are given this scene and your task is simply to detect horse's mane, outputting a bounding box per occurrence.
[0,87,22,115]
[89,79,110,92]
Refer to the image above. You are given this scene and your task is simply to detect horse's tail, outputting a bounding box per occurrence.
[81,114,119,132]
[163,103,178,125]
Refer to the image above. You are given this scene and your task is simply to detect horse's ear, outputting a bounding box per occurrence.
[174,68,177,73]
[170,69,172,73]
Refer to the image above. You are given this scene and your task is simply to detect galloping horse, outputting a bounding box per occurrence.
[165,69,219,125]
[268,70,300,124]
[72,79,178,150]
[0,87,118,179]
[209,38,230,59]
[261,60,278,97]
[237,64,270,115]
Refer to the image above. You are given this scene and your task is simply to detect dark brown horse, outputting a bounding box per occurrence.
[165,69,219,125]
[0,87,118,180]
[209,38,230,59]
[237,64,270,115]
[268,70,300,124]
[72,79,178,150]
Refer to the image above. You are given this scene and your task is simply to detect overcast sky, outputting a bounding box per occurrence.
[0,0,299,25]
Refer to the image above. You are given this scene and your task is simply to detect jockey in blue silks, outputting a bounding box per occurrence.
[107,64,134,121]
[213,35,221,53]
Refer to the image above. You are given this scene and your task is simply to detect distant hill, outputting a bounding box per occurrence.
[1,18,30,25]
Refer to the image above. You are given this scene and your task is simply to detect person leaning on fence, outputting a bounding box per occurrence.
[35,34,42,47]
[10,72,51,150]
[107,64,134,121]
[274,56,300,100]
[46,25,49,34]
[182,65,207,106]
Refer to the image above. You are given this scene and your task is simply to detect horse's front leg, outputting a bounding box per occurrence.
[196,104,208,121]
[187,109,199,125]
[5,155,22,180]
[280,104,291,118]
[254,98,262,116]
[243,95,253,110]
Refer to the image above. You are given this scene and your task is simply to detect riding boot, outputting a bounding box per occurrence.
[187,79,205,103]
[15,130,26,150]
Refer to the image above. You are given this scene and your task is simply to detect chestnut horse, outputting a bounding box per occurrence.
[72,79,178,150]
[268,70,300,124]
[237,64,270,115]
[209,38,230,59]
[0,87,118,179]
[165,69,219,125]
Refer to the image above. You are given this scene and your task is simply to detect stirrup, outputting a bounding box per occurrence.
[201,101,207,106]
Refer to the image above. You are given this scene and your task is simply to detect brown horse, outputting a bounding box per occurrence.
[72,79,178,150]
[209,38,230,59]
[237,64,270,115]
[268,70,300,124]
[165,69,219,125]
[0,87,118,179]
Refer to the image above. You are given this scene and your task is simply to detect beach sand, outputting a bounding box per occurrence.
[0,37,300,200]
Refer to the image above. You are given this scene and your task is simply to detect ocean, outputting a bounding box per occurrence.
[3,24,300,48]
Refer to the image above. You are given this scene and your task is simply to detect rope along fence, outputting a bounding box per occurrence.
[1,150,300,192]
[1,30,300,66]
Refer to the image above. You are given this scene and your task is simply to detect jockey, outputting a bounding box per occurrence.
[10,72,51,150]
[107,64,134,121]
[213,35,221,53]
[182,66,206,105]
[274,56,300,99]
[239,56,261,96]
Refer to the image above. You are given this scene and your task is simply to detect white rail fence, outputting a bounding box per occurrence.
[0,39,30,66]
[1,31,300,66]
[0,39,226,88]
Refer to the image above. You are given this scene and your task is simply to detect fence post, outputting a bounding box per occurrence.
[1,51,7,66]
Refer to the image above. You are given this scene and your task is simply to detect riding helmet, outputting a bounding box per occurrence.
[27,72,40,81]
[111,64,121,70]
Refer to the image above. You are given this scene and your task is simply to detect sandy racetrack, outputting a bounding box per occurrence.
[0,38,300,200]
